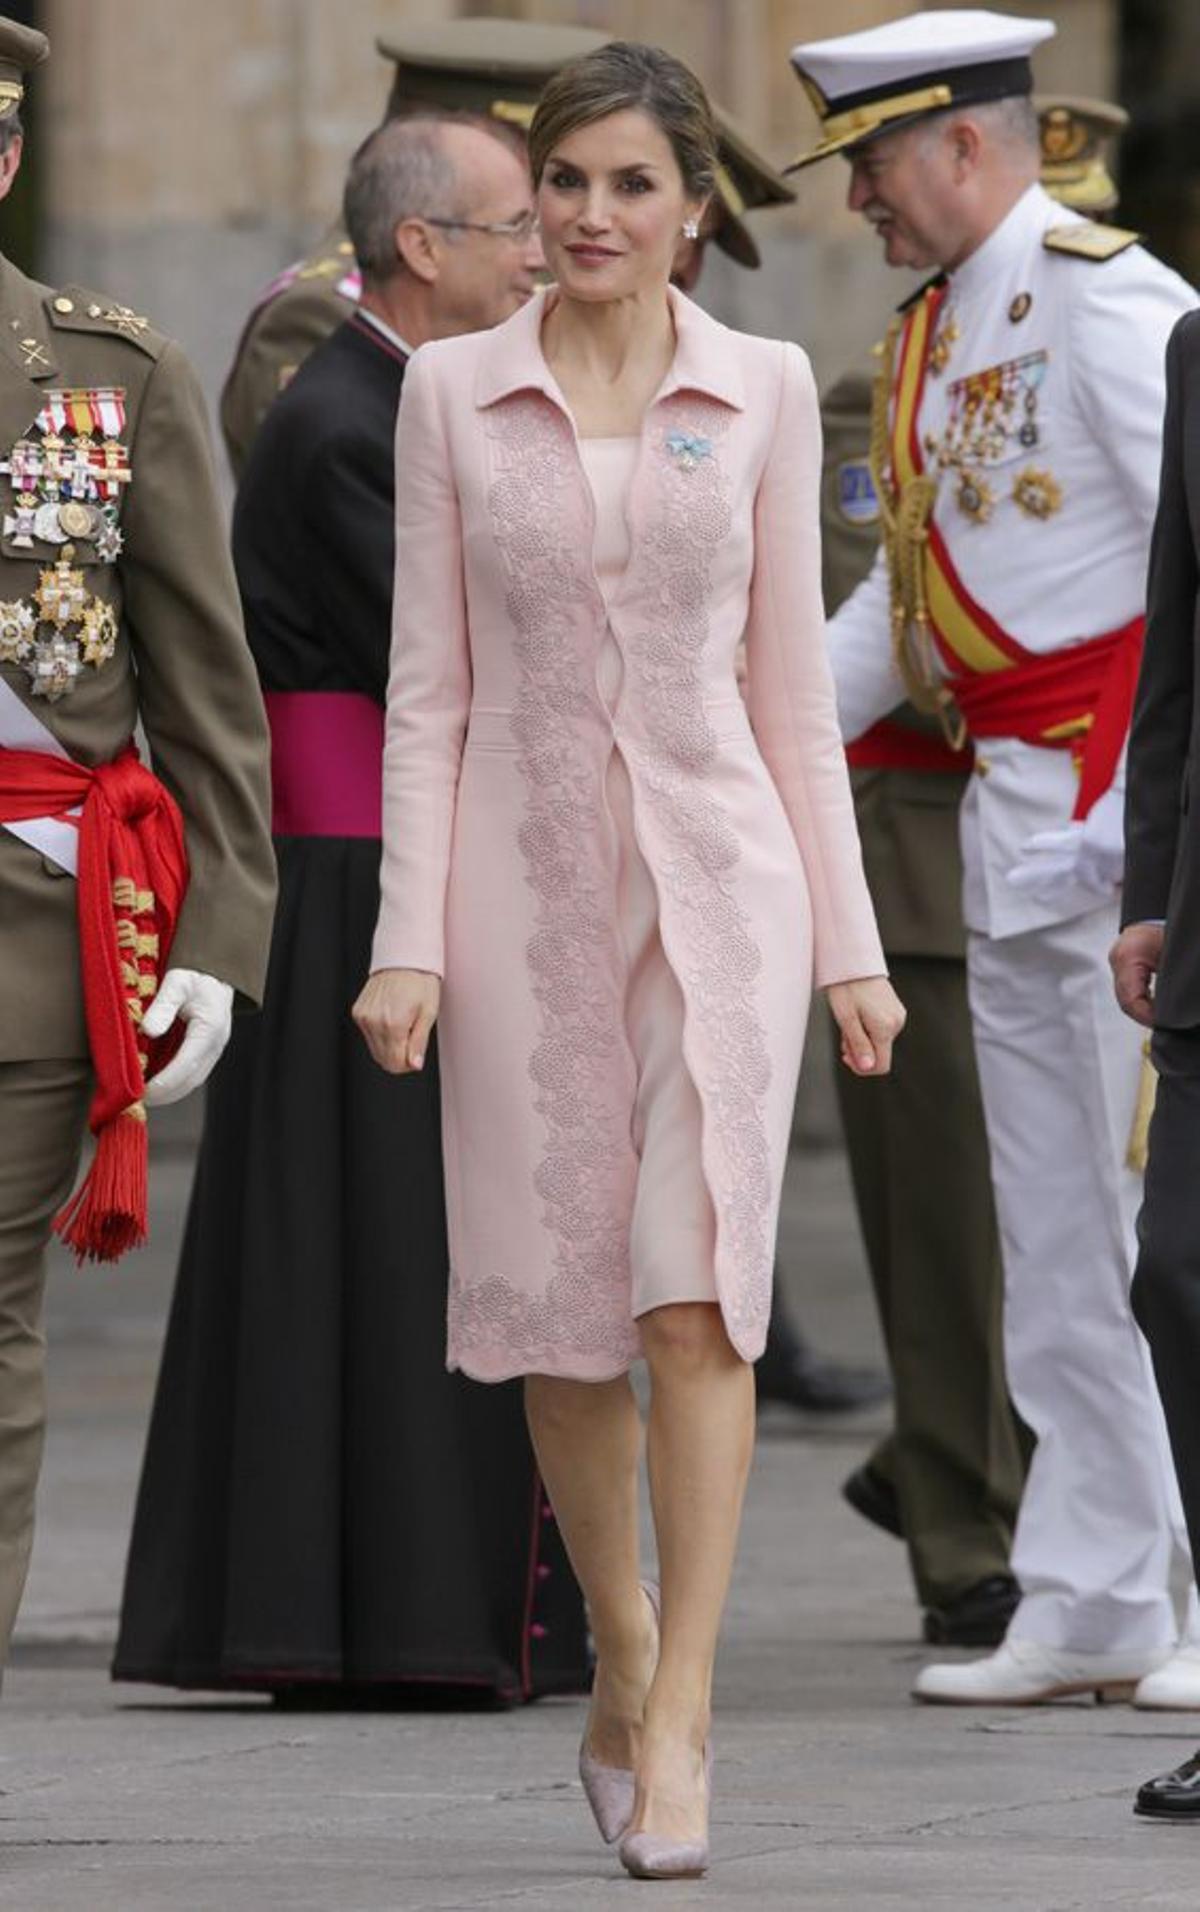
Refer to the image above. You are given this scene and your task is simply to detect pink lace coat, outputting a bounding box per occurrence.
[372,287,885,1382]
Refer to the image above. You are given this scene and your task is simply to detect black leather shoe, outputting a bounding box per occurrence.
[1135,1751,1200,1818]
[922,1574,1021,1648]
[841,1463,903,1538]
[756,1348,892,1413]
[757,1302,892,1415]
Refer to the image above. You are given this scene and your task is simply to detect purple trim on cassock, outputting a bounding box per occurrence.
[265,690,383,838]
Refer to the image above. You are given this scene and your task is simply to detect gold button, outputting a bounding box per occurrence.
[975,756,991,777]
[53,295,74,314]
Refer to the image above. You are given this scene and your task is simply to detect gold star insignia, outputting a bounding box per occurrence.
[1012,467,1064,520]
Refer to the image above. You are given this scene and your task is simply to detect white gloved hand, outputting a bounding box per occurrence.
[1005,784,1125,905]
[141,968,234,1108]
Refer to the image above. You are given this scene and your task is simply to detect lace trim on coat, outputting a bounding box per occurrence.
[622,401,775,1351]
[450,399,641,1373]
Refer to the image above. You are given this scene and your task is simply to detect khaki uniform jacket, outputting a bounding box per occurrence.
[0,254,276,1058]
[220,227,358,480]
[820,367,968,960]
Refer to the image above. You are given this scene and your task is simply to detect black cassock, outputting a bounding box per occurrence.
[114,314,589,1700]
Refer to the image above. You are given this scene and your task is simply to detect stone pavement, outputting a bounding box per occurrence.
[2,1117,1198,1909]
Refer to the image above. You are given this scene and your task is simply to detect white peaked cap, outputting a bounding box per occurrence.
[786,9,1056,172]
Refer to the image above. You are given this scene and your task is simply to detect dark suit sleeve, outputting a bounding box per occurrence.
[1122,314,1199,927]
[300,421,397,702]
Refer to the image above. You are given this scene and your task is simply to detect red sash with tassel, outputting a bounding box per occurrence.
[941,611,1143,819]
[0,743,187,1261]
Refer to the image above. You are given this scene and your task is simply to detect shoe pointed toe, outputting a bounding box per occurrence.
[618,1831,709,1880]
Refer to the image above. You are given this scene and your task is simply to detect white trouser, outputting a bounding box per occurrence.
[968,903,1184,1654]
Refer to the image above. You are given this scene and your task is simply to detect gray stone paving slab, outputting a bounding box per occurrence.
[3,1120,1198,1907]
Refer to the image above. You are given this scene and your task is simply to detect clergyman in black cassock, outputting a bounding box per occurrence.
[113,306,589,1701]
[1117,309,1200,1813]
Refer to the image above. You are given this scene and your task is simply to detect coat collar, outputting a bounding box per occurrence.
[475,283,745,415]
[949,183,1054,306]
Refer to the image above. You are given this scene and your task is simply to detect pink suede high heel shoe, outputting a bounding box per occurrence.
[618,1739,713,1881]
[578,1580,660,1845]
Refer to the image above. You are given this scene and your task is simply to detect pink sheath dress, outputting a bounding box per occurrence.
[372,291,888,1382]
[579,436,718,1317]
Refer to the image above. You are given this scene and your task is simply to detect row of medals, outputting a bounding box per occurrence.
[0,428,128,701]
[924,307,1064,525]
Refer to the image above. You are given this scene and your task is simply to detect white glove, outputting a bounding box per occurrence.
[1005,784,1125,906]
[141,968,234,1108]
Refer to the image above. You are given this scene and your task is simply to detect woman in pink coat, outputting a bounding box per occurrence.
[356,42,903,1882]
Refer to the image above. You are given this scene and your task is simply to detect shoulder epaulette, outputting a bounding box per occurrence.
[296,240,357,285]
[42,287,166,360]
[1042,222,1141,264]
[896,272,948,315]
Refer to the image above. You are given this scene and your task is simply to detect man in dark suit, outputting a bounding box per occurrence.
[1113,310,1200,1812]
[115,111,593,1702]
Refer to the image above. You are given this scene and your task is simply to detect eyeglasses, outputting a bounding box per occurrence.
[422,210,538,242]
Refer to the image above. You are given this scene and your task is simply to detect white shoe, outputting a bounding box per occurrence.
[1134,1646,1200,1710]
[912,1637,1169,1706]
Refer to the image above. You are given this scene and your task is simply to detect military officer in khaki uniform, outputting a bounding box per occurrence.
[219,17,796,479]
[0,19,275,1666]
[824,98,1129,1646]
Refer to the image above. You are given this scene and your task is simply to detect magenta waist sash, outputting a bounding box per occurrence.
[264,690,383,838]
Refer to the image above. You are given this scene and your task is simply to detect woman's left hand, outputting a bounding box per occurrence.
[825,976,906,1078]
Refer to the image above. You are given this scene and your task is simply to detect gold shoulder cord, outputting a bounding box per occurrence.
[1127,1037,1157,1174]
[868,317,965,749]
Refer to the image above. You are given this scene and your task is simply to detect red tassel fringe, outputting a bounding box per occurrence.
[53,1108,149,1264]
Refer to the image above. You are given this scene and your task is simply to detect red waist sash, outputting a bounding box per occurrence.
[264,691,383,838]
[943,615,1143,820]
[847,718,972,775]
[0,743,187,1261]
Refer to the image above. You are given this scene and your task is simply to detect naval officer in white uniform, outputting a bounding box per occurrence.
[787,9,1199,1706]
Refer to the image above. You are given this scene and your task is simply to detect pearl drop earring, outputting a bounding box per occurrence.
[682,217,700,240]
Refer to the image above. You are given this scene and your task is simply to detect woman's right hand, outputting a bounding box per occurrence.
[826,975,906,1077]
[353,968,441,1074]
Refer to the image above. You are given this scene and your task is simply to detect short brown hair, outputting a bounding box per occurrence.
[528,42,717,201]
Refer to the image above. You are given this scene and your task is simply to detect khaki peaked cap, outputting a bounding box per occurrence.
[1036,95,1129,216]
[0,14,48,120]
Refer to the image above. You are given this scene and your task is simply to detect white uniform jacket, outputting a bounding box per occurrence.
[829,183,1196,940]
